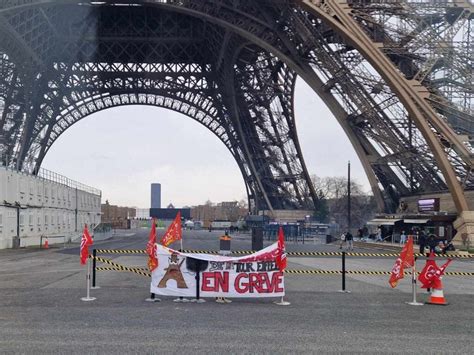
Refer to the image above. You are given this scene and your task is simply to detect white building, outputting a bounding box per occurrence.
[0,166,101,249]
[135,208,150,219]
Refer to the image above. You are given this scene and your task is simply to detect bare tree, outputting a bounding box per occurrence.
[310,174,377,229]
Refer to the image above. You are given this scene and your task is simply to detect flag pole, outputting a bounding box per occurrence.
[406,256,423,306]
[81,256,96,302]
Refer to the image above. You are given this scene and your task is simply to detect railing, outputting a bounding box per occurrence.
[37,168,101,196]
[0,164,101,196]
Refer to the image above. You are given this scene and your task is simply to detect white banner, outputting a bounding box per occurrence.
[150,243,285,298]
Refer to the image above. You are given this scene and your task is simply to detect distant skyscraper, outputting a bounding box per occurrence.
[151,183,161,209]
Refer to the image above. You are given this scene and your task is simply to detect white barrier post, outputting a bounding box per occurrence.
[81,257,96,302]
[274,295,291,306]
[406,257,423,306]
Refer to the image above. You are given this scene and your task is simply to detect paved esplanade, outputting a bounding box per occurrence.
[0,229,473,354]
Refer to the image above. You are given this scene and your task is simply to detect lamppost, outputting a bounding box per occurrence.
[347,161,351,233]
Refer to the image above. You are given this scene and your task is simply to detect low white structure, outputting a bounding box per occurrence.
[0,166,101,249]
[135,208,150,219]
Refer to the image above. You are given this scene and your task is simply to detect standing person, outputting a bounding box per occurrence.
[345,231,353,251]
[418,230,426,254]
[399,231,407,245]
[376,226,382,242]
[339,232,346,249]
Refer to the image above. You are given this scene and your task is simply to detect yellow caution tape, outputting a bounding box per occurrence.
[93,256,151,277]
[95,249,146,254]
[92,255,474,278]
[95,248,473,259]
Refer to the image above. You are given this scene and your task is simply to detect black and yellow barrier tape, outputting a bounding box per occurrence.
[93,256,151,277]
[95,249,146,254]
[285,270,474,276]
[95,248,472,259]
[92,257,474,277]
[96,266,149,272]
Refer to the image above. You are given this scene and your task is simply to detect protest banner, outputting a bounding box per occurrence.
[150,243,285,298]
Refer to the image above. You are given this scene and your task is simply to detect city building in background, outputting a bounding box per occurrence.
[101,200,136,229]
[150,207,190,220]
[150,183,161,209]
[191,201,247,228]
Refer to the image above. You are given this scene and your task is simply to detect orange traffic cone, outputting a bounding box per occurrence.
[427,281,448,305]
[44,237,49,249]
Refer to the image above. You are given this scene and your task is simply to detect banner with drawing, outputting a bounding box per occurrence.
[150,243,285,298]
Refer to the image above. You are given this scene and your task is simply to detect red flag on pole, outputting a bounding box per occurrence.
[146,218,158,272]
[80,224,93,265]
[418,252,452,289]
[388,235,414,288]
[276,226,287,272]
[160,212,182,247]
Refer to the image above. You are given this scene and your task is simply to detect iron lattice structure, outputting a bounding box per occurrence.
[0,0,473,215]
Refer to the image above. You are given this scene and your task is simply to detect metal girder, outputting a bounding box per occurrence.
[0,0,473,216]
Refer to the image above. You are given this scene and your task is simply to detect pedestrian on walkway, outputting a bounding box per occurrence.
[399,231,407,245]
[375,227,383,242]
[339,232,346,249]
[345,231,353,251]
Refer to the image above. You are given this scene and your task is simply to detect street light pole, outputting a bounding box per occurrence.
[347,161,351,232]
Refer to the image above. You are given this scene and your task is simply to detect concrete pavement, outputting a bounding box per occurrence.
[0,229,472,354]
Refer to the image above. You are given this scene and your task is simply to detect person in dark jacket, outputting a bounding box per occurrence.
[427,234,438,253]
[418,230,426,254]
[345,231,354,251]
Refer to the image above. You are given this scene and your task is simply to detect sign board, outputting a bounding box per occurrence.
[150,243,285,298]
[417,198,440,212]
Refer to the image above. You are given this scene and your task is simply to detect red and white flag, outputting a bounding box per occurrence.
[389,235,414,288]
[80,224,93,265]
[146,218,158,272]
[276,226,287,272]
[418,252,452,289]
[160,212,182,247]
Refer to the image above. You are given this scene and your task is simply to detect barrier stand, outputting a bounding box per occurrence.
[338,252,351,293]
[274,295,291,306]
[81,256,96,302]
[191,271,206,303]
[406,256,423,306]
[216,234,232,304]
[145,293,161,303]
[91,249,100,289]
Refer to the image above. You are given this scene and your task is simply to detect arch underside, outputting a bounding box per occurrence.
[0,0,472,214]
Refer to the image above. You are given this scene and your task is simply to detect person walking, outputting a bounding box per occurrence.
[375,227,383,242]
[399,231,407,245]
[339,232,346,249]
[345,231,353,251]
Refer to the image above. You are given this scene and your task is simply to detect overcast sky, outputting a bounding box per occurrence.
[42,79,370,208]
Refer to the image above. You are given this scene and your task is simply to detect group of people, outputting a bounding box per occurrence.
[417,230,455,254]
[339,227,455,254]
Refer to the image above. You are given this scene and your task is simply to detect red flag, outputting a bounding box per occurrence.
[160,212,182,247]
[146,218,158,272]
[439,258,453,275]
[80,224,93,265]
[275,226,287,272]
[418,252,452,289]
[389,236,414,288]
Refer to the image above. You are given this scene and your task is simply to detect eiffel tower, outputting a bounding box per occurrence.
[0,1,473,241]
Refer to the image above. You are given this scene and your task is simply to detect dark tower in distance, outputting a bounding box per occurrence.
[151,183,162,209]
